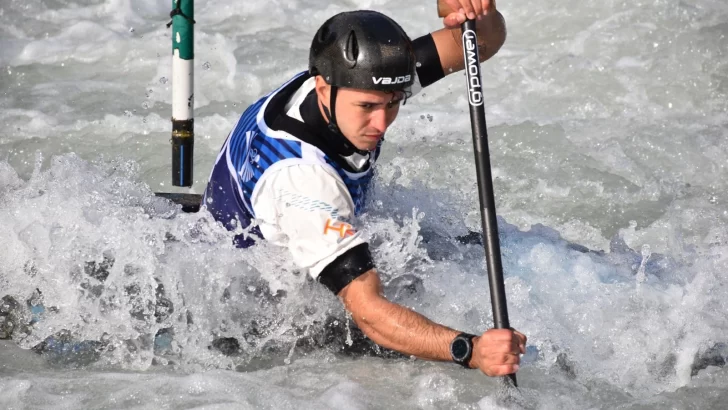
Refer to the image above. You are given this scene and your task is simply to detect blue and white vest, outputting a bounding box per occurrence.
[203,72,380,247]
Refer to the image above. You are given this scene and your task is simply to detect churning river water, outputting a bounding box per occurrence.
[1,0,727,408]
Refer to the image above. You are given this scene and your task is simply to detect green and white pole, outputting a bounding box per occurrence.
[171,0,194,187]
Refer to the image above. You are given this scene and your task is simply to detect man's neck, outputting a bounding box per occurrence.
[299,91,371,171]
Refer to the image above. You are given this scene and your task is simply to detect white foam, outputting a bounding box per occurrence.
[1,0,728,407]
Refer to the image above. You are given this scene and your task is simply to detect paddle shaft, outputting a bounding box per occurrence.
[459,20,511,331]
[445,7,517,384]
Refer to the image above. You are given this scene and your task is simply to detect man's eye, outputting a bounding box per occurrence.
[387,99,402,108]
[360,103,374,109]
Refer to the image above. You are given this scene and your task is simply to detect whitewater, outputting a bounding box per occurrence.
[1,0,727,408]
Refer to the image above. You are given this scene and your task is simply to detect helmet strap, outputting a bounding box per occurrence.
[320,85,369,156]
[322,86,341,134]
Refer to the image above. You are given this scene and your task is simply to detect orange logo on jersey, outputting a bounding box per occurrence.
[324,219,355,238]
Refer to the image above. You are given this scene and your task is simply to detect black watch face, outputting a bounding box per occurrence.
[451,338,471,360]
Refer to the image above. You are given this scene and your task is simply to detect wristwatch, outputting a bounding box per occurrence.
[450,333,477,368]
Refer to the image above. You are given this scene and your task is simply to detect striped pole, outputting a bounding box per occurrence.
[171,0,194,187]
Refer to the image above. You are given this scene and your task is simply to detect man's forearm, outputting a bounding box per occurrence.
[338,270,526,376]
[356,297,459,361]
[341,275,460,361]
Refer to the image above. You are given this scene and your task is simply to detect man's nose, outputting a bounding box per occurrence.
[369,108,388,132]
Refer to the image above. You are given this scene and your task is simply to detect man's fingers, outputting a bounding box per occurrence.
[509,330,527,354]
[443,0,462,13]
[443,0,494,20]
[475,342,520,357]
[512,338,523,354]
[442,0,467,19]
[485,329,526,345]
[477,329,526,354]
[474,328,527,377]
[457,0,476,20]
[513,330,527,348]
[443,12,466,28]
[490,353,520,365]
[470,0,483,16]
[484,364,520,377]
[482,328,516,340]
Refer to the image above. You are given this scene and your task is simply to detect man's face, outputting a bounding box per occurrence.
[315,76,405,151]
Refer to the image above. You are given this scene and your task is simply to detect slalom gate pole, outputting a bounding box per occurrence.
[170,0,195,187]
[155,0,201,211]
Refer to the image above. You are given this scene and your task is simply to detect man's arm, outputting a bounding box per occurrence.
[340,268,526,376]
[432,0,507,74]
[252,157,526,376]
[339,269,458,361]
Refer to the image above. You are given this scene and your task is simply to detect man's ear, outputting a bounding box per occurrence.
[314,76,330,106]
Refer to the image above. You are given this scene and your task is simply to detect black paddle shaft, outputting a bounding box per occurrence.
[460,19,517,384]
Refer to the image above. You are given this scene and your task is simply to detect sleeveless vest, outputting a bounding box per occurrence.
[203,72,380,247]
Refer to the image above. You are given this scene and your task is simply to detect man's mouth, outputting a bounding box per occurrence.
[364,134,383,139]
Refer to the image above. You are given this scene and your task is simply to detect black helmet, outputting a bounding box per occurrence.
[309,10,416,92]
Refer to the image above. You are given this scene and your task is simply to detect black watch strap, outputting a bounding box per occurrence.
[450,333,477,369]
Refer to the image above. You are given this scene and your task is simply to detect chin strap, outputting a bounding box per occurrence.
[322,86,340,134]
[321,86,369,156]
